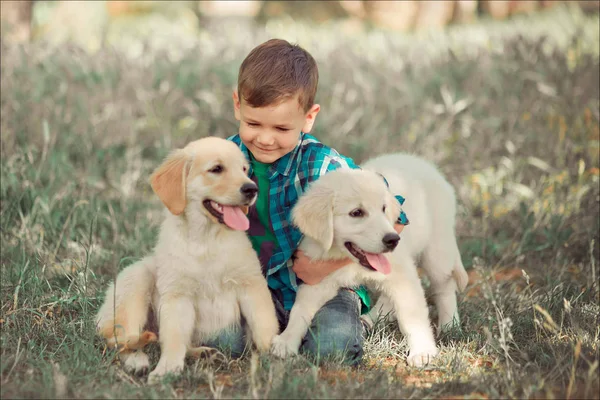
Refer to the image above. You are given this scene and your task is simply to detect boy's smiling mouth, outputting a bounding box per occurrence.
[255,146,276,152]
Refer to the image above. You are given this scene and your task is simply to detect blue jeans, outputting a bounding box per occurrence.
[202,289,364,364]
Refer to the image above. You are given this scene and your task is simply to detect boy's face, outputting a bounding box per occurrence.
[233,91,320,164]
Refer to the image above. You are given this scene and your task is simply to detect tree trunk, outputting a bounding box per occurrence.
[0,0,34,43]
[256,1,349,23]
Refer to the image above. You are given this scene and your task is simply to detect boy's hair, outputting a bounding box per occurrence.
[238,39,318,113]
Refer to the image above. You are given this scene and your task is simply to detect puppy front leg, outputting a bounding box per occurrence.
[382,266,438,367]
[271,283,338,358]
[239,276,279,352]
[430,277,460,334]
[367,293,396,324]
[148,297,195,383]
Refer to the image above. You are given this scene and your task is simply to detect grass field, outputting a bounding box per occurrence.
[1,4,599,399]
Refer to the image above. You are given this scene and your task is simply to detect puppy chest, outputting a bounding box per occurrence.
[194,292,241,334]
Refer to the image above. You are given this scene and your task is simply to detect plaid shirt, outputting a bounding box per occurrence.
[228,132,360,309]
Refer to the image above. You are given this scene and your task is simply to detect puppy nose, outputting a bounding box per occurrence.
[240,183,258,199]
[382,232,400,250]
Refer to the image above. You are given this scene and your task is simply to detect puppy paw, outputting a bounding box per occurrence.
[147,370,164,385]
[147,360,183,384]
[122,351,150,375]
[437,315,461,336]
[407,346,439,368]
[253,332,277,353]
[270,335,299,359]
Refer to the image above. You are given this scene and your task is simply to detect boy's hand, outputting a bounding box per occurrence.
[292,251,352,285]
[394,223,405,235]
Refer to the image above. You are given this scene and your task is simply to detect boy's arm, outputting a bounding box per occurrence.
[292,252,352,285]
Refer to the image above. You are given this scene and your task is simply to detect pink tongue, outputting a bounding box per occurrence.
[364,252,391,275]
[222,206,249,231]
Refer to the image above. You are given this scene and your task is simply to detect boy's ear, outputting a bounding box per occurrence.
[233,90,241,121]
[302,104,320,133]
[292,182,334,251]
[150,149,190,215]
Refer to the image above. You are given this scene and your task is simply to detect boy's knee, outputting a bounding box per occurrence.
[216,340,247,359]
[300,324,364,364]
[203,324,247,359]
[298,289,365,364]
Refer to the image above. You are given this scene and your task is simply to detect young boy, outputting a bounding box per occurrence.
[204,38,406,364]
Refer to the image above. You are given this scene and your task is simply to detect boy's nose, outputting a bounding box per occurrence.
[256,133,275,146]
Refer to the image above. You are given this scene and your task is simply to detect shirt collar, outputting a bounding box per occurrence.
[271,132,304,177]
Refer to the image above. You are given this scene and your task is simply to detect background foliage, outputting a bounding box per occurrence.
[1,4,599,399]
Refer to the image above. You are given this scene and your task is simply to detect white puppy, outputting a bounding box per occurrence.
[270,153,467,367]
[95,137,279,382]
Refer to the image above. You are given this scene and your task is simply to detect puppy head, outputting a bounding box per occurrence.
[293,169,401,274]
[150,137,257,230]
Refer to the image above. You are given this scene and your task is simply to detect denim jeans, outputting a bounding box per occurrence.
[202,288,364,364]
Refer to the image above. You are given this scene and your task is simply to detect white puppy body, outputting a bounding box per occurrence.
[270,153,467,367]
[96,138,278,382]
[364,154,467,331]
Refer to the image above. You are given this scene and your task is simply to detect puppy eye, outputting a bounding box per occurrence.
[382,205,387,213]
[243,165,248,173]
[349,208,365,218]
[209,165,223,174]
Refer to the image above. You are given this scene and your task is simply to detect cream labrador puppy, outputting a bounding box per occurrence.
[95,137,278,382]
[270,153,467,367]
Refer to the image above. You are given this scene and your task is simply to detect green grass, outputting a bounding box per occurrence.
[1,4,599,399]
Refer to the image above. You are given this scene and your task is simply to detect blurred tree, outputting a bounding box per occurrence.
[0,0,34,43]
[9,0,598,48]
[509,0,540,15]
[255,0,349,23]
[106,0,157,16]
[481,0,512,19]
[578,0,600,13]
[361,1,419,31]
[413,0,457,30]
[197,0,260,17]
[345,0,475,32]
[453,0,479,23]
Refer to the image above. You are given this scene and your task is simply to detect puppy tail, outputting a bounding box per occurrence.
[452,253,469,292]
[112,331,158,353]
[95,260,156,351]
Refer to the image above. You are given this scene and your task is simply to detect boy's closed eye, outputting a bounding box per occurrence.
[246,121,291,132]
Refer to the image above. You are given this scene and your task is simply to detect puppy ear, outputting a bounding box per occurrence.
[385,191,402,225]
[293,184,335,251]
[150,149,190,215]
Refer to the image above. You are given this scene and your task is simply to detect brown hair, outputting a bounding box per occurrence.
[238,39,318,113]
